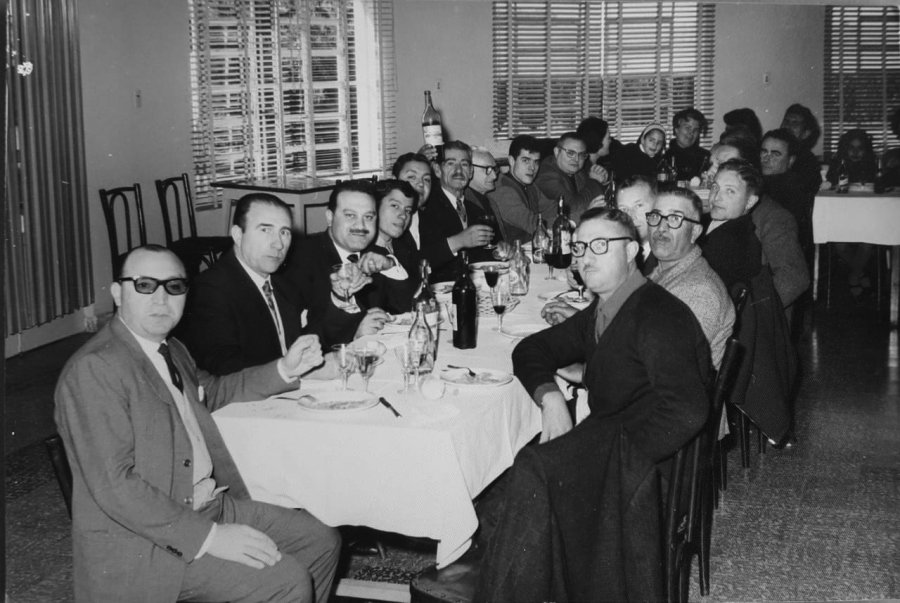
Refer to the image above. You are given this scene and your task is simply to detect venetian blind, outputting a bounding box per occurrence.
[189,0,396,205]
[824,5,900,159]
[492,1,715,148]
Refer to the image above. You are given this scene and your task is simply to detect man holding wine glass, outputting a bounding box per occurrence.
[465,147,507,247]
[419,140,497,282]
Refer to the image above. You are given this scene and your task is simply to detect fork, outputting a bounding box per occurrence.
[447,364,477,378]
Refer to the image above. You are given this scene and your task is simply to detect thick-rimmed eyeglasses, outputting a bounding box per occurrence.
[571,237,633,257]
[117,276,189,295]
[645,211,702,230]
[557,147,588,161]
[473,164,498,176]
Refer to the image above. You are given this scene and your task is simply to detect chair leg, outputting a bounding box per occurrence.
[738,413,750,469]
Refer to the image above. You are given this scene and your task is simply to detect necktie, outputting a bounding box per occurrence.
[158,342,184,393]
[347,253,359,264]
[456,198,468,227]
[262,281,286,353]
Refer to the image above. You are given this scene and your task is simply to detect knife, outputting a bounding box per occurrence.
[378,397,402,418]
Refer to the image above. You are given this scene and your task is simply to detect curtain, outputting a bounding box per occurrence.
[5,0,92,337]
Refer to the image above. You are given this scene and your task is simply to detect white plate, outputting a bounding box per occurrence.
[439,368,513,387]
[469,261,509,272]
[538,289,570,301]
[553,290,592,306]
[499,323,547,339]
[295,390,379,413]
[432,282,454,295]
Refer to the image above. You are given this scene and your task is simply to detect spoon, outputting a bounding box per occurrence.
[447,364,477,378]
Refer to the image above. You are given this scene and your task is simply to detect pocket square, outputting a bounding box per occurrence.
[197,385,205,402]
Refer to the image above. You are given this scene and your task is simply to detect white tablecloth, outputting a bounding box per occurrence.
[812,191,900,326]
[214,264,572,567]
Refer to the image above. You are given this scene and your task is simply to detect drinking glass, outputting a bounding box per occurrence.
[330,263,355,301]
[352,341,386,393]
[331,343,357,390]
[407,338,426,391]
[571,268,588,303]
[545,242,571,280]
[491,284,510,332]
[475,214,499,250]
[483,265,503,290]
[394,344,414,393]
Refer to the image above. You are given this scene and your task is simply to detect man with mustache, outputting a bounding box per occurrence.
[285,180,402,346]
[646,187,734,369]
[420,140,496,282]
[179,193,358,374]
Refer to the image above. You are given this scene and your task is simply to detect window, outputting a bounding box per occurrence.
[824,5,900,158]
[492,1,715,147]
[189,0,397,204]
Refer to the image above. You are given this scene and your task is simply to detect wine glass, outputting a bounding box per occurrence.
[330,263,355,302]
[491,284,510,332]
[331,343,357,390]
[545,241,572,280]
[352,341,386,393]
[394,343,415,393]
[407,338,426,391]
[483,265,504,290]
[571,268,588,303]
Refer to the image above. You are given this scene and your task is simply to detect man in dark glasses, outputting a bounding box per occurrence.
[55,245,340,603]
[646,187,734,369]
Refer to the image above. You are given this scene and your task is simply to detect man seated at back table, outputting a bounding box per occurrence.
[535,131,608,222]
[419,140,495,283]
[476,207,712,602]
[284,180,410,346]
[55,244,340,603]
[178,192,359,374]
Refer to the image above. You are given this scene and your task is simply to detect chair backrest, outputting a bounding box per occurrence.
[99,184,146,277]
[303,201,330,235]
[155,173,197,246]
[44,434,73,519]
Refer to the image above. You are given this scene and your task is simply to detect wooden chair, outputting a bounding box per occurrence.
[44,434,73,518]
[155,173,231,276]
[99,184,147,278]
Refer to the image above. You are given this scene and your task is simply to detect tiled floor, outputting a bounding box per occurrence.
[5,279,899,601]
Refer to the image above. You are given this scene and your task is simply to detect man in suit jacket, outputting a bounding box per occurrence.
[419,140,495,283]
[477,207,711,602]
[464,147,507,245]
[285,180,406,346]
[55,245,340,603]
[534,132,608,223]
[179,192,352,375]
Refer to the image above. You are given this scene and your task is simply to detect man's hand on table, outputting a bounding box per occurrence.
[354,308,388,338]
[541,300,578,325]
[206,523,282,569]
[539,392,573,443]
[278,334,324,380]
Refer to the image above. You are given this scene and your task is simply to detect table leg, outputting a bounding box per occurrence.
[813,244,820,302]
[890,246,899,329]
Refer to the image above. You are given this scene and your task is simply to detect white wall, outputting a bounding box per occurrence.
[713,3,825,154]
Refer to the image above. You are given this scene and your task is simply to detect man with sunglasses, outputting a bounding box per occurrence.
[646,187,735,368]
[535,132,609,222]
[478,207,711,601]
[55,245,340,603]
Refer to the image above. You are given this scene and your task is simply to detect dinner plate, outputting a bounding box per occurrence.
[295,390,379,413]
[439,368,513,387]
[537,289,571,301]
[499,323,547,339]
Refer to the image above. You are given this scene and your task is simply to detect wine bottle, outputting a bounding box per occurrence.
[837,160,850,193]
[412,259,440,329]
[531,214,549,264]
[408,301,435,374]
[547,197,573,270]
[509,239,531,296]
[451,251,478,349]
[422,90,444,162]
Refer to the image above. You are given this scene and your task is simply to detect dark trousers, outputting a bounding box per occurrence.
[179,495,341,603]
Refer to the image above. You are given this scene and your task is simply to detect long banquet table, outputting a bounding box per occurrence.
[213,263,576,569]
[812,190,900,327]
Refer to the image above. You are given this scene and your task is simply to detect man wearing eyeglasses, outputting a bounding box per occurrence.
[464,147,507,245]
[55,244,340,603]
[420,140,496,282]
[478,207,711,601]
[535,132,609,222]
[646,188,735,368]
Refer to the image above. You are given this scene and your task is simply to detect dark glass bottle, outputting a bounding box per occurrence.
[546,197,573,273]
[451,251,478,349]
[422,90,444,162]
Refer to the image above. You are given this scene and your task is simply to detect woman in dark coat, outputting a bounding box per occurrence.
[612,122,666,183]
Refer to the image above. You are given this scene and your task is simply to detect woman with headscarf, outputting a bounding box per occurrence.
[611,123,667,183]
